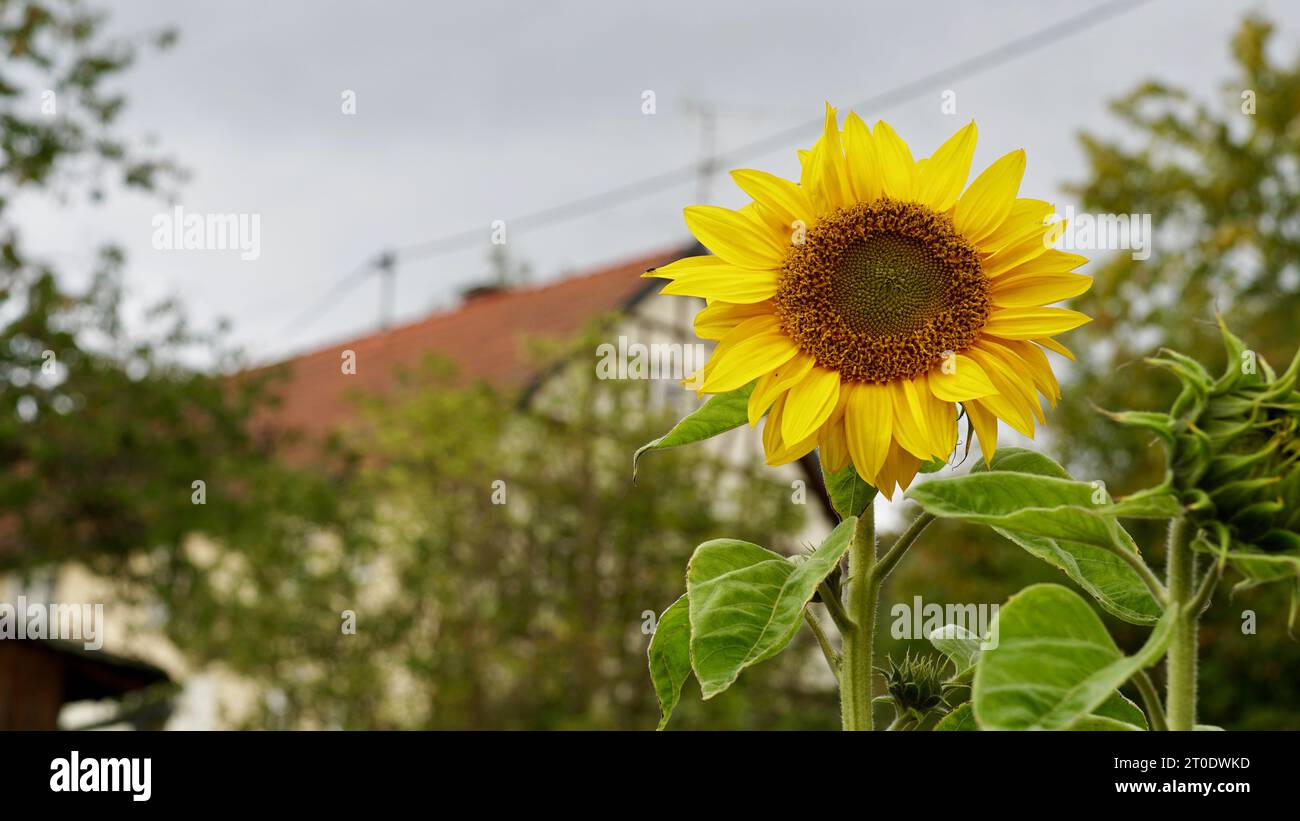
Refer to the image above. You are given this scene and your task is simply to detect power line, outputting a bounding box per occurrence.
[276,258,381,342]
[283,0,1155,345]
[391,0,1153,263]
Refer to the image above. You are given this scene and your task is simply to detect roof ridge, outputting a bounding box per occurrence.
[271,243,690,365]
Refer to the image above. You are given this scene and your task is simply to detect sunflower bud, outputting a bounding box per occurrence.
[878,651,949,715]
[1109,317,1300,587]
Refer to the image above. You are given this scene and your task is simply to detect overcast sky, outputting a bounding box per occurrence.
[15,0,1300,364]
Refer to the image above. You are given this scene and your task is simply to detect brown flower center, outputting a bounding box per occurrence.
[774,199,988,383]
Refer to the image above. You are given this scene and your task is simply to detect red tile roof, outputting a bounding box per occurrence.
[257,246,687,440]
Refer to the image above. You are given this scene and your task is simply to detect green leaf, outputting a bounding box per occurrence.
[934,702,977,731]
[990,529,1163,625]
[822,462,875,520]
[927,623,983,675]
[908,472,1158,548]
[633,382,754,480]
[973,584,1175,730]
[1069,715,1144,731]
[686,516,856,699]
[934,693,1146,732]
[647,595,691,730]
[1093,691,1148,730]
[908,465,1164,625]
[973,446,1070,479]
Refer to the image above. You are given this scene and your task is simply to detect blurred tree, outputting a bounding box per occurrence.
[169,341,836,730]
[0,0,261,578]
[0,0,362,702]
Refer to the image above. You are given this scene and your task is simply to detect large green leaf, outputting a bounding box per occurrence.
[1069,715,1144,731]
[686,517,856,698]
[974,447,1071,479]
[822,462,875,520]
[633,383,753,479]
[910,451,1164,625]
[909,472,1154,548]
[934,695,1146,731]
[973,584,1175,730]
[991,528,1162,625]
[647,595,691,730]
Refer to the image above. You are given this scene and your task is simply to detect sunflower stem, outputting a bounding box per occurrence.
[1165,516,1199,731]
[841,507,877,731]
[872,512,935,585]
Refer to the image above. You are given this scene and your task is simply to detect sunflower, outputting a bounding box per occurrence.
[647,104,1091,499]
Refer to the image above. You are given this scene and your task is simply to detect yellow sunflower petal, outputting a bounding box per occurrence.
[928,354,998,401]
[842,112,881,204]
[814,103,851,210]
[965,399,1001,461]
[763,395,819,466]
[978,198,1055,253]
[698,315,796,393]
[644,254,724,280]
[982,230,1052,278]
[683,205,786,270]
[995,338,1061,405]
[1036,336,1076,360]
[877,442,922,501]
[924,384,958,457]
[977,339,1048,424]
[982,307,1092,339]
[845,382,893,482]
[916,121,977,213]
[781,366,841,446]
[893,445,923,495]
[999,249,1089,279]
[693,300,773,340]
[990,272,1093,308]
[890,378,940,460]
[818,417,851,472]
[953,149,1026,243]
[873,121,917,201]
[660,267,779,304]
[747,352,814,426]
[731,169,816,229]
[965,345,1037,436]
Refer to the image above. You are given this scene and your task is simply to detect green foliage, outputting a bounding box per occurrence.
[683,517,854,701]
[972,584,1172,730]
[822,462,875,520]
[907,449,1164,624]
[1054,11,1300,727]
[647,595,690,730]
[186,356,820,729]
[633,382,752,479]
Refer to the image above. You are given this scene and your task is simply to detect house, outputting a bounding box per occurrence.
[257,244,837,521]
